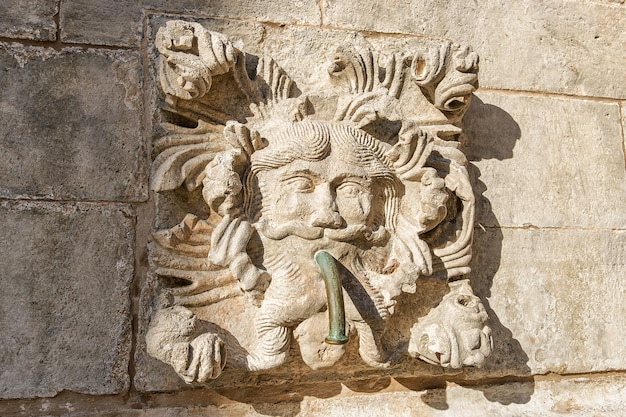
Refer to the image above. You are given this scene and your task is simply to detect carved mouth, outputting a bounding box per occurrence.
[324,225,389,244]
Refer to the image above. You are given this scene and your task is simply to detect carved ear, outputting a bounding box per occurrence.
[159,52,213,100]
[202,149,247,216]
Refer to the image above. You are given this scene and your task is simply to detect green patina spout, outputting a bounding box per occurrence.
[315,251,349,345]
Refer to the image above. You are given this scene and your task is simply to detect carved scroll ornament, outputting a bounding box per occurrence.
[146,20,492,383]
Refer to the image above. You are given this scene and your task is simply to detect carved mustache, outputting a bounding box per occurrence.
[257,220,389,245]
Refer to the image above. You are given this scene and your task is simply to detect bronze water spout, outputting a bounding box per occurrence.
[315,251,349,345]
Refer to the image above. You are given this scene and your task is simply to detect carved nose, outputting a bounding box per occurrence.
[311,209,342,228]
[310,184,342,228]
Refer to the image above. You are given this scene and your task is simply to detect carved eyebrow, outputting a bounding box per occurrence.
[279,169,322,181]
[334,175,371,187]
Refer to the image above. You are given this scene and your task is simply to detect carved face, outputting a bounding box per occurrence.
[258,152,375,231]
[249,121,398,245]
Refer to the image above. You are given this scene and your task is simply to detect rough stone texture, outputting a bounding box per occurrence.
[0,0,624,414]
[7,375,624,416]
[324,0,626,99]
[0,44,147,202]
[59,0,143,47]
[469,228,626,376]
[59,0,322,47]
[463,91,626,229]
[0,201,135,399]
[0,0,57,41]
[622,101,626,164]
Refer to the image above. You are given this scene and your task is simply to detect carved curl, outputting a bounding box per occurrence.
[156,20,237,100]
[411,42,479,117]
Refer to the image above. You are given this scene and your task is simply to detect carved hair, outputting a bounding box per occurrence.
[243,121,401,232]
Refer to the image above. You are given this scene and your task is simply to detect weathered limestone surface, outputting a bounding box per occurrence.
[469,228,626,376]
[464,91,626,229]
[0,44,146,202]
[59,0,322,47]
[0,201,135,399]
[622,101,626,161]
[324,0,626,99]
[59,0,142,47]
[0,0,624,414]
[0,0,57,41]
[14,375,625,416]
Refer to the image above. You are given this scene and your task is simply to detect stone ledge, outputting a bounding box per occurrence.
[3,374,625,416]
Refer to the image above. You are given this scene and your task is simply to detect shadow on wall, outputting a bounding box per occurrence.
[375,95,531,409]
[463,95,533,404]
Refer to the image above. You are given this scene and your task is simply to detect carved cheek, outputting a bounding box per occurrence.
[336,189,372,224]
[273,190,313,223]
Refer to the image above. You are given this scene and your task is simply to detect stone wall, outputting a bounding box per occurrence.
[1,1,625,416]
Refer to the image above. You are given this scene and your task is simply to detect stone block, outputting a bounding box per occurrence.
[463,91,626,229]
[0,0,57,41]
[142,0,322,27]
[0,201,135,399]
[27,375,626,416]
[59,0,143,47]
[323,0,626,99]
[136,16,492,391]
[622,101,626,160]
[469,227,626,376]
[0,44,147,202]
[59,0,321,47]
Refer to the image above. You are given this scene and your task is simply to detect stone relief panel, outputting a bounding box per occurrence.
[145,19,492,384]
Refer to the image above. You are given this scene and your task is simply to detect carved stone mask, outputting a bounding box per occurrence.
[250,121,397,246]
[146,19,492,385]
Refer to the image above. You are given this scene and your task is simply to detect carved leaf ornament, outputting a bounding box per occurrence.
[146,20,492,383]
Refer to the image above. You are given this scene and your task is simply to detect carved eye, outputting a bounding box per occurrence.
[337,181,365,197]
[284,176,315,193]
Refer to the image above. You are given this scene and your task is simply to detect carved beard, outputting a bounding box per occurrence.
[255,217,394,315]
[256,219,389,246]
[256,220,393,325]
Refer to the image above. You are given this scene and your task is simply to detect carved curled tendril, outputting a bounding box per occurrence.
[410,42,478,116]
[156,20,237,100]
[411,43,449,86]
[150,121,231,192]
[329,44,410,128]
